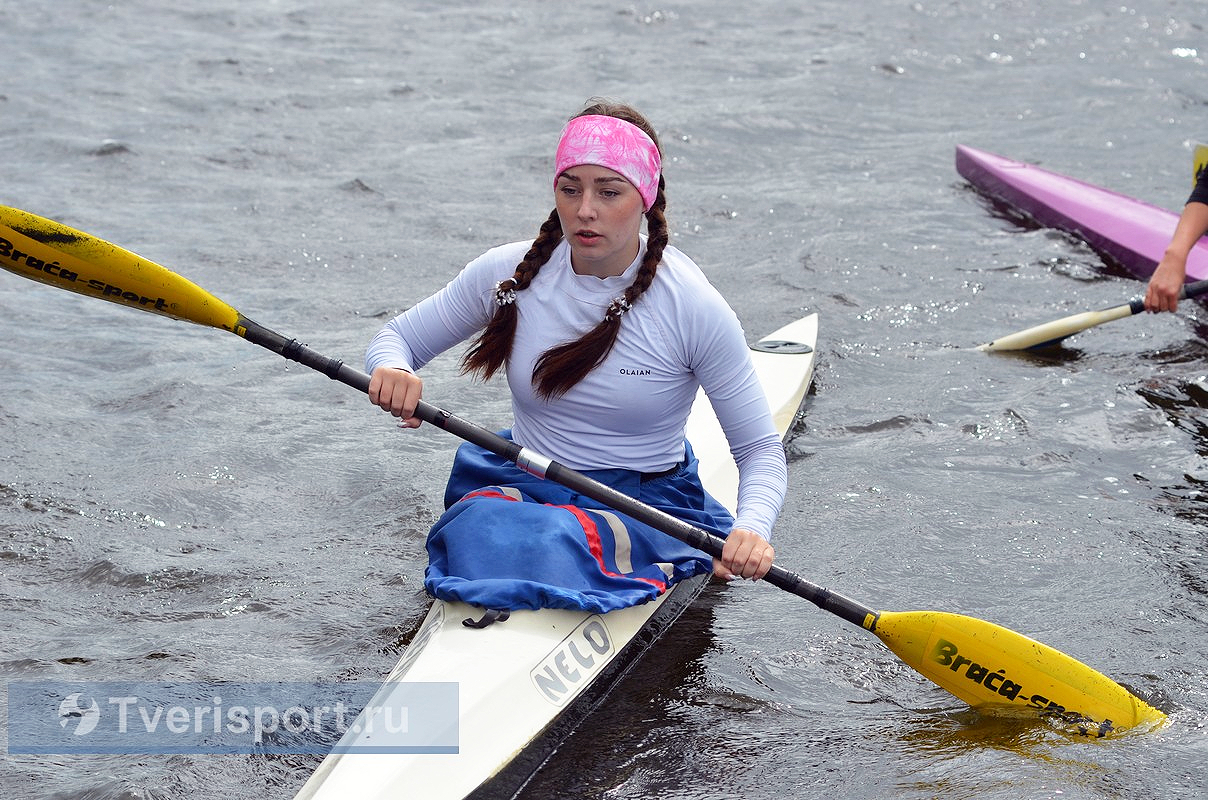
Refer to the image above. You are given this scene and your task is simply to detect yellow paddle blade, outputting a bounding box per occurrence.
[872,610,1165,735]
[0,205,242,332]
[1194,142,1207,185]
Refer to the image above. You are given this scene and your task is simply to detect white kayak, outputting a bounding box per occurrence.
[292,313,819,800]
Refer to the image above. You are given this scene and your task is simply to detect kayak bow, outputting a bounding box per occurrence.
[956,144,1208,282]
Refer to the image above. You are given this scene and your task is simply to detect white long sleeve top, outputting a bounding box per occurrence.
[365,238,787,540]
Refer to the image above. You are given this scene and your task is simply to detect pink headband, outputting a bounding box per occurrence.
[554,115,662,211]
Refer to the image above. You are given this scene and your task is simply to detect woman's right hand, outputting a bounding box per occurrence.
[368,366,425,428]
[1144,200,1208,312]
[1144,254,1188,313]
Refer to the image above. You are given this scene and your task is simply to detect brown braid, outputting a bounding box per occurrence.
[460,209,563,381]
[461,100,667,399]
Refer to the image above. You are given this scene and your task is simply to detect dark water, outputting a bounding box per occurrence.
[2,1,1207,797]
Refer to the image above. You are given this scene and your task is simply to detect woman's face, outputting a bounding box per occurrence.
[555,164,645,278]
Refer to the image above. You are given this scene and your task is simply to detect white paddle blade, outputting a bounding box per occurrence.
[979,305,1134,351]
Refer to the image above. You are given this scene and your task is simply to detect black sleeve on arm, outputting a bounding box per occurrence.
[1190,166,1208,206]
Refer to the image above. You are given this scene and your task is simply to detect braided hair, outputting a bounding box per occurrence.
[461,100,669,399]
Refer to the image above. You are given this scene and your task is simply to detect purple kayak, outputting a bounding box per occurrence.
[955,144,1208,282]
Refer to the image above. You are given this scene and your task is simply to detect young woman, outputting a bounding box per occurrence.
[365,100,787,613]
[1144,165,1208,312]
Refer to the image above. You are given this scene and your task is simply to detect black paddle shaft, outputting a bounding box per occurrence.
[241,316,880,631]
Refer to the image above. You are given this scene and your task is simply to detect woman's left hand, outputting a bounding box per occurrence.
[713,527,774,581]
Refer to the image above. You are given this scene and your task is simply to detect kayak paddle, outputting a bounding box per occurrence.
[979,278,1208,352]
[0,205,1166,735]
